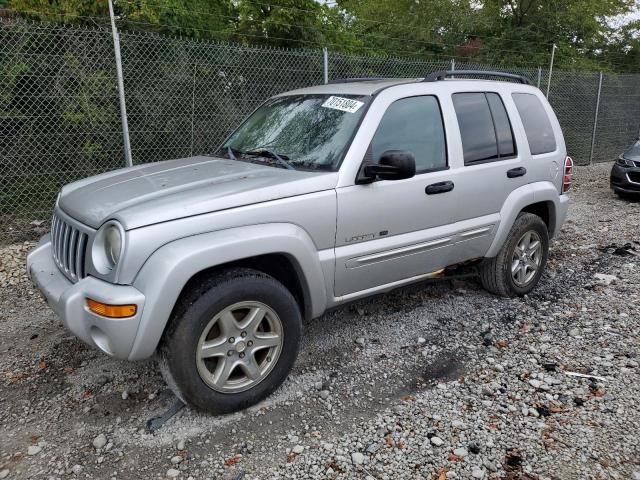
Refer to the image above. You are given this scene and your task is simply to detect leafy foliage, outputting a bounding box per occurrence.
[3,0,638,71]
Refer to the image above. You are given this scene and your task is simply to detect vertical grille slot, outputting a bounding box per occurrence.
[51,212,88,282]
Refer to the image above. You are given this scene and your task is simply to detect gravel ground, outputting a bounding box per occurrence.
[1,162,639,480]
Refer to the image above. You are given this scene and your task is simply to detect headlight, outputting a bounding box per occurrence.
[617,156,635,167]
[92,221,124,274]
[104,225,122,265]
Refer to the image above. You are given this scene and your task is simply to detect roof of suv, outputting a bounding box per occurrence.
[280,77,537,97]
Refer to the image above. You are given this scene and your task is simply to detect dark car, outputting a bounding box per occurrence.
[611,138,640,198]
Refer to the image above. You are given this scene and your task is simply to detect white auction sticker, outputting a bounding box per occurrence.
[321,96,364,113]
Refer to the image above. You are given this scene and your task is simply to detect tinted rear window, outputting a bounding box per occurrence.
[486,93,516,157]
[452,92,515,164]
[512,93,556,155]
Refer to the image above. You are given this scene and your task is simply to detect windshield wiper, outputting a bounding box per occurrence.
[212,145,242,160]
[227,146,239,161]
[244,149,295,170]
[218,146,243,160]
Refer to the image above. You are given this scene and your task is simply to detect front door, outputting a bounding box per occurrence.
[334,95,459,297]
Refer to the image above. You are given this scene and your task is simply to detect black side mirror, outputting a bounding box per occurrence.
[360,150,416,183]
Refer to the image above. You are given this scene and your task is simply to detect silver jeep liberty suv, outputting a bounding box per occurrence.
[27,71,572,413]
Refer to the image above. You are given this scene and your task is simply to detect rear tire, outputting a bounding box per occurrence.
[158,268,302,414]
[480,213,549,297]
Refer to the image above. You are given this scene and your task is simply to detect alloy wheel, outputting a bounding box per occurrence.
[511,231,543,287]
[195,301,283,393]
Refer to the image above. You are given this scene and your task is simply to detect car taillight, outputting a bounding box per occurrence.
[562,156,573,193]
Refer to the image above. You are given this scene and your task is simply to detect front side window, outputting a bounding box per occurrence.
[452,92,516,164]
[371,96,447,172]
[221,94,369,171]
[512,93,557,155]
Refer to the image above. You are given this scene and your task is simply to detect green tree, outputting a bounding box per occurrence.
[117,0,235,38]
[336,0,479,57]
[600,19,640,72]
[468,0,638,69]
[7,0,109,21]
[233,0,356,48]
[5,0,235,38]
[336,0,638,70]
[3,0,639,71]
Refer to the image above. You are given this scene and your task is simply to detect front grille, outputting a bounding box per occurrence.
[51,212,89,282]
[628,171,640,184]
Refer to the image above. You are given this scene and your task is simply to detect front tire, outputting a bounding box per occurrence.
[615,190,638,201]
[480,212,549,297]
[158,268,302,414]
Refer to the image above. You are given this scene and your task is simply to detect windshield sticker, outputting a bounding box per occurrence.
[321,96,364,113]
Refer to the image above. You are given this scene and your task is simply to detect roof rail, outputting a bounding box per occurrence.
[328,77,387,84]
[423,70,531,85]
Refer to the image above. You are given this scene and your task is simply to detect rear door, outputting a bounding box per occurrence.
[448,91,528,262]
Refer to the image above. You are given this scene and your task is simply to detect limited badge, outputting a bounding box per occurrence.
[321,96,364,113]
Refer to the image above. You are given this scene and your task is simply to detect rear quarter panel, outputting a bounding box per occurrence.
[508,88,567,193]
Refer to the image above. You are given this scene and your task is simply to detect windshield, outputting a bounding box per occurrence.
[623,139,640,160]
[220,94,369,171]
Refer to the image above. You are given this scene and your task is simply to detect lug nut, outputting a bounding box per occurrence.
[241,331,247,338]
[247,340,253,347]
[228,337,235,343]
[227,350,233,356]
[239,352,245,358]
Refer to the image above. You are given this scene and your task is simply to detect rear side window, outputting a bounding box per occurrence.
[371,95,447,172]
[452,92,516,164]
[486,93,515,157]
[512,93,556,155]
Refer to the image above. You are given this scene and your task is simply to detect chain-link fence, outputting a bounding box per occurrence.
[1,22,639,243]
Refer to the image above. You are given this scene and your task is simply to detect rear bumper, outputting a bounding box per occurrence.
[554,194,570,239]
[27,236,145,360]
[610,163,640,193]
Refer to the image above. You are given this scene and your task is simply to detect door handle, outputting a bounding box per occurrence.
[425,181,454,195]
[507,167,527,178]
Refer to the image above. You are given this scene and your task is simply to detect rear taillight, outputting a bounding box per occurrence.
[562,156,573,193]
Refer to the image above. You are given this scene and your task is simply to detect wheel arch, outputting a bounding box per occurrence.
[485,183,564,258]
[127,224,327,360]
[178,253,311,322]
[521,200,556,237]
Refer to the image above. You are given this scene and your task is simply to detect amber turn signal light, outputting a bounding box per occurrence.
[86,298,137,318]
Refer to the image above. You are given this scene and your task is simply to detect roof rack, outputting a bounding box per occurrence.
[328,77,387,84]
[423,70,531,85]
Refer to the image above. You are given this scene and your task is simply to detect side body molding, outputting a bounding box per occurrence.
[485,182,567,258]
[128,223,328,360]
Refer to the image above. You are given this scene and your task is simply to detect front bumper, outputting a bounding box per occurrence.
[610,163,640,194]
[27,235,145,359]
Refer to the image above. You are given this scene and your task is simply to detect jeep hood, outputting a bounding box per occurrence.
[59,156,338,229]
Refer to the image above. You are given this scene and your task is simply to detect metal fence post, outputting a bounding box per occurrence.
[451,58,455,71]
[323,48,329,84]
[588,72,603,165]
[546,43,556,99]
[108,0,133,167]
[189,59,197,156]
[536,67,542,88]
